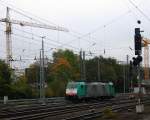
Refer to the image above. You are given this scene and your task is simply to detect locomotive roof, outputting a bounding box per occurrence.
[87,82,106,85]
[69,80,113,84]
[68,81,113,85]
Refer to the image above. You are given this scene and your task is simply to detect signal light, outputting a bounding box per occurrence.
[132,55,142,66]
[134,28,142,55]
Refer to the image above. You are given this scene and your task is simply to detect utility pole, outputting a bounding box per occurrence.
[39,50,42,100]
[79,50,86,81]
[39,36,45,104]
[80,50,83,80]
[129,60,133,92]
[123,63,126,93]
[97,56,101,81]
[41,36,45,104]
[83,51,86,81]
[36,64,39,98]
[126,55,129,92]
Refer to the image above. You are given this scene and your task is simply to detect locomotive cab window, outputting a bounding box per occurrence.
[67,83,77,88]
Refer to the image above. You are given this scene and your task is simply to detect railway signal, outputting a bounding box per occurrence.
[133,25,144,113]
[134,28,142,55]
[132,55,142,67]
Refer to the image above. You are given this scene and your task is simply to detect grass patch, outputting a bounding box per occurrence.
[102,106,117,119]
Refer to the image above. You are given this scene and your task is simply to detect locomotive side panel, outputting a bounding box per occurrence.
[97,84,103,97]
[86,83,94,97]
[86,83,104,98]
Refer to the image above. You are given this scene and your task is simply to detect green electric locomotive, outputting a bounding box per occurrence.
[65,81,115,100]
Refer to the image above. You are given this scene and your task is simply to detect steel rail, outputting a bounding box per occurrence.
[1,98,145,120]
[0,95,149,120]
[63,98,150,120]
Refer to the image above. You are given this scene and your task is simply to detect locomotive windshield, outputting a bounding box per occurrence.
[67,82,77,89]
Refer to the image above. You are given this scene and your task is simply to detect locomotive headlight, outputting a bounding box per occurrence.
[66,89,70,94]
[66,88,77,95]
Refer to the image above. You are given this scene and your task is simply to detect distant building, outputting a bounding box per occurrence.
[34,57,50,68]
[11,68,25,82]
[14,69,25,76]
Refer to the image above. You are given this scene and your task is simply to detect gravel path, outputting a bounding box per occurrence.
[116,105,150,120]
[96,104,150,120]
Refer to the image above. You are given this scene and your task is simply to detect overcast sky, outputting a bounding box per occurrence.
[0,0,150,68]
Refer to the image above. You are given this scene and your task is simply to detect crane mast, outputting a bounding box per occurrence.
[142,38,150,80]
[0,7,69,66]
[5,7,12,66]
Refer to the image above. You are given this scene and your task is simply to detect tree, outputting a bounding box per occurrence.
[25,64,40,85]
[85,56,131,93]
[47,49,80,96]
[10,75,33,98]
[0,60,12,97]
[48,49,80,81]
[52,49,80,80]
[86,56,117,82]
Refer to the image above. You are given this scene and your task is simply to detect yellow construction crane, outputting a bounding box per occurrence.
[0,7,69,66]
[142,38,150,80]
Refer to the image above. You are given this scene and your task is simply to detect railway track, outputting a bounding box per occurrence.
[0,100,111,120]
[0,93,130,109]
[0,97,69,111]
[1,96,149,120]
[0,93,129,106]
[45,98,144,120]
[0,94,148,120]
[62,98,150,120]
[0,97,65,106]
